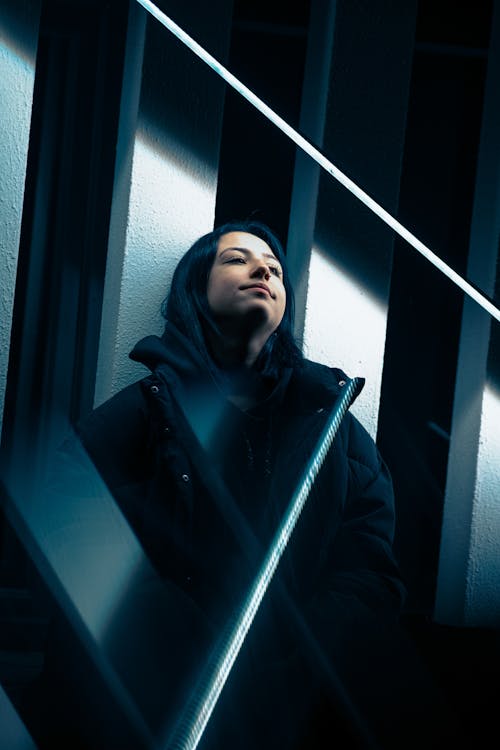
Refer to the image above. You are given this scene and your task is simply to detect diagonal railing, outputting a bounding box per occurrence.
[136,0,500,324]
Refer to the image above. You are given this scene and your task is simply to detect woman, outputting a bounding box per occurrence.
[35,219,461,750]
[65,220,412,748]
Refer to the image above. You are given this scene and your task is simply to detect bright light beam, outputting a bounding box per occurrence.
[135,0,500,324]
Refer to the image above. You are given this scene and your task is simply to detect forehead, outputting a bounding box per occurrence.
[216,231,277,258]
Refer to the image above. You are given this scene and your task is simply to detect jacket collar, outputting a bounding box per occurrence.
[130,324,363,424]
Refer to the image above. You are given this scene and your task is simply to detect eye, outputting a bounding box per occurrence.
[269,265,282,277]
[225,255,246,264]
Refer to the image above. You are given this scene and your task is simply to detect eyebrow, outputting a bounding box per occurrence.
[219,246,281,264]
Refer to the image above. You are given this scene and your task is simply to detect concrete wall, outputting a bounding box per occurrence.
[435,0,500,627]
[288,0,417,437]
[94,0,233,405]
[0,0,41,436]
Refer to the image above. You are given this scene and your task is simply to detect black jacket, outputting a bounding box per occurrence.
[78,328,404,612]
[67,325,409,749]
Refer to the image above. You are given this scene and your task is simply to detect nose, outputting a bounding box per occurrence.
[251,262,271,280]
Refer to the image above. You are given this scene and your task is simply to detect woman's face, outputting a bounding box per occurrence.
[207,231,287,337]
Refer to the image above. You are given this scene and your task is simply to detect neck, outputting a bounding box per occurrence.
[206,329,270,369]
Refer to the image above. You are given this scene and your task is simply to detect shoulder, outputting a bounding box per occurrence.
[288,358,349,411]
[299,357,349,388]
[297,359,381,475]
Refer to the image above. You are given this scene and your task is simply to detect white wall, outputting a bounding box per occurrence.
[435,0,500,627]
[95,1,232,405]
[302,245,388,435]
[288,0,417,438]
[0,1,41,435]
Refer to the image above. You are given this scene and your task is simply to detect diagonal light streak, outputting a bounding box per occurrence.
[166,378,364,750]
[136,0,500,324]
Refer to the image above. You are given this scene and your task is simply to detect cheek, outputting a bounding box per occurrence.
[206,271,233,315]
[276,290,287,323]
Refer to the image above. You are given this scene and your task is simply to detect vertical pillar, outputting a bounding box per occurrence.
[95,0,233,404]
[0,0,41,436]
[435,0,500,627]
[288,0,417,436]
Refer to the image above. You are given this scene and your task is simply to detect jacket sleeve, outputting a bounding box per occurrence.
[296,413,457,750]
[322,412,406,617]
[291,410,407,692]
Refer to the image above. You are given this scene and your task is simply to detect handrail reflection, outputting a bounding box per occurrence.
[135,0,500,324]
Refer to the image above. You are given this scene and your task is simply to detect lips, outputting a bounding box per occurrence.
[241,282,273,297]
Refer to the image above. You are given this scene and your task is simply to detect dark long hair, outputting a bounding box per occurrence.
[162,220,303,377]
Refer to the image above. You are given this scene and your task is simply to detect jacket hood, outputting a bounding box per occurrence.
[129,323,216,385]
[129,323,293,409]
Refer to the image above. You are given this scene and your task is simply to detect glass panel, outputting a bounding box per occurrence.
[2,2,499,749]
